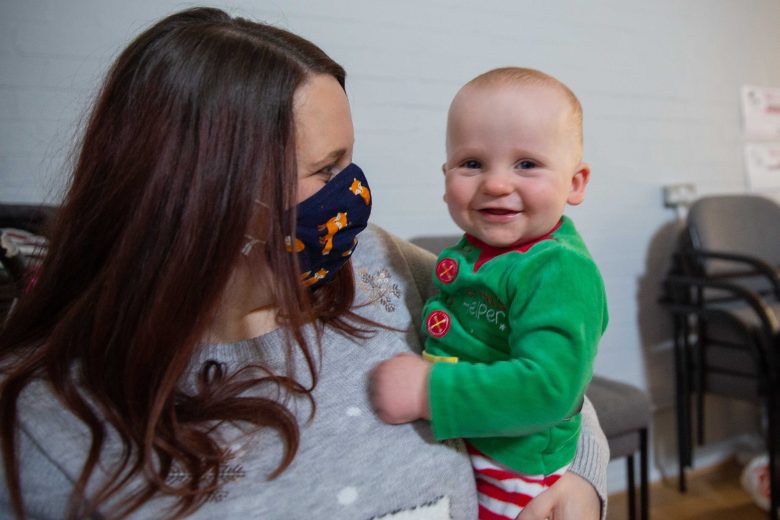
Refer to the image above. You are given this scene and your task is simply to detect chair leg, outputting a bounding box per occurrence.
[627,454,636,520]
[695,322,706,446]
[684,320,694,468]
[674,315,689,492]
[640,428,649,520]
[695,361,705,447]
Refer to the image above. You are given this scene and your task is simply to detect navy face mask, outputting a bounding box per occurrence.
[288,163,372,288]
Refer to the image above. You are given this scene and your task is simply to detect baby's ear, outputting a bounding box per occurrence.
[567,163,590,206]
[441,163,448,203]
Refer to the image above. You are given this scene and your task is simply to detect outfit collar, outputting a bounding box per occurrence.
[465,219,563,272]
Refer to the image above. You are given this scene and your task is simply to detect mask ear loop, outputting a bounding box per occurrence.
[241,199,271,256]
[241,235,266,256]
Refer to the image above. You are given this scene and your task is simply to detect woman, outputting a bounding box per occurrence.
[0,8,608,519]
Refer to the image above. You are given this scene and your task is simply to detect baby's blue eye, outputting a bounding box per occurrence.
[463,160,481,169]
[517,160,536,170]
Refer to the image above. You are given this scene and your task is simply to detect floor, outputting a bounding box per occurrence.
[607,458,768,520]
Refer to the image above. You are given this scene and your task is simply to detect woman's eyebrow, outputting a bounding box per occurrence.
[309,148,347,169]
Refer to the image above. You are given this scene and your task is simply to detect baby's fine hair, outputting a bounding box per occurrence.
[465,67,583,147]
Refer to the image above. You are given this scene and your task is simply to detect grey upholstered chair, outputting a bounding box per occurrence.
[587,376,650,520]
[662,194,780,520]
[409,234,651,520]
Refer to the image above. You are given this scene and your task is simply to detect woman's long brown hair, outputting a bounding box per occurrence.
[0,7,370,519]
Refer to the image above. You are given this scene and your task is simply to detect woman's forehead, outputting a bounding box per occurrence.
[293,75,354,165]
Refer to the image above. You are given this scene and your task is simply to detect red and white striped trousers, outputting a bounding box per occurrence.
[467,443,569,520]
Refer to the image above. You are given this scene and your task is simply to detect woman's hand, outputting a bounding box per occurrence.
[516,471,601,520]
[369,353,432,424]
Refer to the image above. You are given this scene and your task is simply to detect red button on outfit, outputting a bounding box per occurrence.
[426,310,451,338]
[436,258,458,284]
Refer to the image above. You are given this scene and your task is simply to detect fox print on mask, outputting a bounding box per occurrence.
[291,163,372,288]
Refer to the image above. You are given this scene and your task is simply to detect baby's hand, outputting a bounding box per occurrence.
[369,353,432,424]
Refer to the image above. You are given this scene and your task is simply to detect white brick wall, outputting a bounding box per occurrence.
[2,0,780,493]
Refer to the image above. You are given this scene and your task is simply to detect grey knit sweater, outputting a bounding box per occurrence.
[0,224,608,519]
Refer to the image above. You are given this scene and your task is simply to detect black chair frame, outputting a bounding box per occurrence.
[663,239,780,520]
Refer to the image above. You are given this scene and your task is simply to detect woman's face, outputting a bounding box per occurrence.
[293,74,355,203]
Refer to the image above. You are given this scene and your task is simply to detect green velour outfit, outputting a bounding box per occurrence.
[424,216,609,475]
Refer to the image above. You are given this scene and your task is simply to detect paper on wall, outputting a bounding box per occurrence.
[741,85,780,138]
[744,142,780,191]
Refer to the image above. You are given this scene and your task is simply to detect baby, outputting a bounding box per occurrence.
[370,67,608,519]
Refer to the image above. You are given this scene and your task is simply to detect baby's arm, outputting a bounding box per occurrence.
[370,353,432,424]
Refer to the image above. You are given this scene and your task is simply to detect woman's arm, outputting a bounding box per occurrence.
[569,396,609,509]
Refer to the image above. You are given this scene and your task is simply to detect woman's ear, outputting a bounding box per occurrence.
[567,162,590,206]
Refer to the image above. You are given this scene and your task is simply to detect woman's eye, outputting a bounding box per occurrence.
[517,160,536,170]
[318,165,339,181]
[463,160,481,169]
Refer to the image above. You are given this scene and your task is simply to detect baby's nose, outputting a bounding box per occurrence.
[481,170,514,196]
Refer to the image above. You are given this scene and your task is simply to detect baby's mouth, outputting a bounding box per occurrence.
[479,208,519,216]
